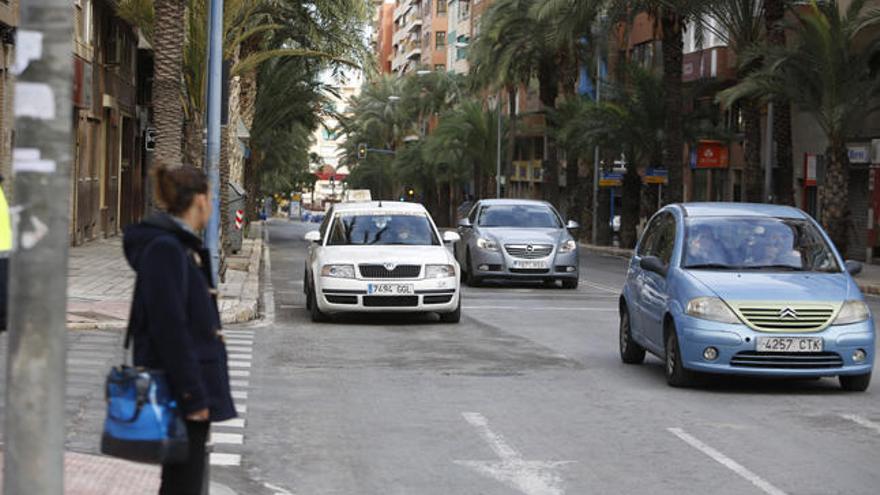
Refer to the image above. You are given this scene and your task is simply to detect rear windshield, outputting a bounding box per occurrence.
[327,213,440,246]
[477,204,561,228]
[683,217,841,272]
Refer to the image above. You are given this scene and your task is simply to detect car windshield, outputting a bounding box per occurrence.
[327,213,440,246]
[478,204,561,228]
[682,217,841,272]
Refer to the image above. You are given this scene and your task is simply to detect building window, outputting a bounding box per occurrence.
[437,1,447,15]
[434,64,446,72]
[459,0,470,20]
[436,31,446,49]
[75,0,93,46]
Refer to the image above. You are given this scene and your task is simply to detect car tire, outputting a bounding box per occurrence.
[665,328,696,388]
[839,372,871,392]
[619,307,646,365]
[562,278,579,290]
[308,283,328,323]
[465,251,481,287]
[439,299,462,324]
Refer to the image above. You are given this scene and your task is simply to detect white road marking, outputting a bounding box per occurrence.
[228,361,252,368]
[463,305,616,312]
[840,414,880,434]
[224,331,255,336]
[225,339,254,346]
[229,353,253,360]
[668,428,787,495]
[211,432,244,445]
[230,379,249,388]
[229,369,250,377]
[210,453,241,467]
[262,481,294,495]
[579,281,618,294]
[231,390,248,400]
[226,345,252,353]
[455,412,573,495]
[236,403,248,414]
[279,304,304,309]
[214,418,246,428]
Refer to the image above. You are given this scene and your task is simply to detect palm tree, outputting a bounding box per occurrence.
[151,0,185,167]
[720,0,880,254]
[609,0,710,204]
[764,0,794,205]
[695,0,766,203]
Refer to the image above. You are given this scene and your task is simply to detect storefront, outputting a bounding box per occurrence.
[688,140,738,202]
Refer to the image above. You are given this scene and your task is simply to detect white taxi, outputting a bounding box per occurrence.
[304,202,462,323]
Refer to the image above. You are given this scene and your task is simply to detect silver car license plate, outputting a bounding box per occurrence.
[368,283,414,295]
[512,260,548,269]
[756,336,823,353]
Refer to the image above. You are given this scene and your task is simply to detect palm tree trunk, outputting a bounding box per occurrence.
[660,11,684,204]
[152,0,184,167]
[765,0,795,206]
[538,60,561,209]
[565,157,580,222]
[822,141,850,256]
[621,165,642,249]
[507,87,517,199]
[183,115,204,169]
[743,99,763,203]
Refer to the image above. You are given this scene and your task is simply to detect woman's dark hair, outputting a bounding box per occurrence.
[152,163,209,215]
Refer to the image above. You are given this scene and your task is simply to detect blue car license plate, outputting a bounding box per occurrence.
[756,337,823,353]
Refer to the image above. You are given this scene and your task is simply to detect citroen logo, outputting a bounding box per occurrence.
[384,263,397,271]
[779,307,799,320]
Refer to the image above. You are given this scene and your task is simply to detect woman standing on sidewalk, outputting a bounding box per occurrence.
[123,164,236,494]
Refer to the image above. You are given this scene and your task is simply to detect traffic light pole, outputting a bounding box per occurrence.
[5,0,74,492]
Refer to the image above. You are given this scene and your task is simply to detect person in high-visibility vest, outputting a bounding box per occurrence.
[0,174,10,331]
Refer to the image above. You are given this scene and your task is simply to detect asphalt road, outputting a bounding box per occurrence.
[219,218,880,495]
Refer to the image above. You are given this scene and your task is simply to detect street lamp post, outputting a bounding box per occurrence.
[496,90,503,198]
[204,0,224,286]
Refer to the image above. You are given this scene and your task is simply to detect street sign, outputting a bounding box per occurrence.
[692,141,729,169]
[599,171,623,187]
[644,167,668,185]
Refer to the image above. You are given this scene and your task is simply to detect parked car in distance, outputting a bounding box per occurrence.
[454,199,580,288]
[619,203,874,391]
[303,201,461,323]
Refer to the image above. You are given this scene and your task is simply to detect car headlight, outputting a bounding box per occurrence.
[686,297,741,324]
[833,300,870,325]
[476,237,499,251]
[558,239,577,253]
[425,264,455,279]
[321,264,355,278]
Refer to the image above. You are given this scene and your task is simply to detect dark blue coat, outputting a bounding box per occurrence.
[123,214,236,421]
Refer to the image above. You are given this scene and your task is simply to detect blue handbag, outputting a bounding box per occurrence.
[100,325,189,464]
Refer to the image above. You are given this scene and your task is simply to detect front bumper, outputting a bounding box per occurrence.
[469,247,578,280]
[317,276,460,314]
[676,315,875,377]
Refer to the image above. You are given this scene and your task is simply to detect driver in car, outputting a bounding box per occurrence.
[687,225,724,265]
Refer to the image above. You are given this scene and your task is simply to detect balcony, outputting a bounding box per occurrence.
[682,46,736,83]
[407,18,423,32]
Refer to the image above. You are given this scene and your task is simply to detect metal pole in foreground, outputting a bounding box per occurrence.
[205,0,224,286]
[496,89,503,198]
[5,0,74,492]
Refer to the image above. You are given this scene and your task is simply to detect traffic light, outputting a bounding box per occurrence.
[357,143,367,161]
[408,188,415,198]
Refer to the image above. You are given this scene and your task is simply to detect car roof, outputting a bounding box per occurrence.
[677,202,808,219]
[477,199,553,207]
[332,201,428,214]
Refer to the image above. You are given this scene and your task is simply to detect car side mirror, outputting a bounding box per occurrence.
[640,256,668,277]
[443,231,461,244]
[566,220,580,230]
[458,218,473,228]
[845,260,863,276]
[304,231,321,243]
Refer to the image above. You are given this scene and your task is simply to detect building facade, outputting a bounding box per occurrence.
[373,1,395,74]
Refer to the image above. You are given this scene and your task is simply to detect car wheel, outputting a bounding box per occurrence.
[839,372,871,392]
[309,283,328,323]
[562,278,579,290]
[619,307,646,365]
[465,251,481,287]
[439,299,461,324]
[665,327,696,387]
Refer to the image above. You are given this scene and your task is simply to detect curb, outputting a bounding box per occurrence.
[68,321,127,331]
[220,237,264,325]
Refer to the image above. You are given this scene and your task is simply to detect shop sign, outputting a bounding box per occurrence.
[847,143,870,164]
[692,141,729,169]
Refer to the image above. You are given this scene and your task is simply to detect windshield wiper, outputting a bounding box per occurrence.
[684,263,741,270]
[741,264,805,271]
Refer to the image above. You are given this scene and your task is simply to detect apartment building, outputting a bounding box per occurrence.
[373,0,395,74]
[445,0,471,74]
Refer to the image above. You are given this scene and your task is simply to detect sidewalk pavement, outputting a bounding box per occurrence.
[580,242,880,295]
[67,225,264,329]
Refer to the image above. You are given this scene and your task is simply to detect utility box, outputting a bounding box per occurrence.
[227,182,246,253]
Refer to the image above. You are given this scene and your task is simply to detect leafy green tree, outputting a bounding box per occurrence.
[720,0,880,254]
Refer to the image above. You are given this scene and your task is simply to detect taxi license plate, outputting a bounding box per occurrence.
[512,260,548,269]
[756,337,823,353]
[367,284,414,295]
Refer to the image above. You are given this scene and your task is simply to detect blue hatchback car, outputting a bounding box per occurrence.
[620,203,874,391]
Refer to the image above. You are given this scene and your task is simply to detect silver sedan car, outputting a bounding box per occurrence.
[453,199,580,288]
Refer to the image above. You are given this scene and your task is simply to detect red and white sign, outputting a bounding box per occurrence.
[695,141,729,169]
[235,210,244,230]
